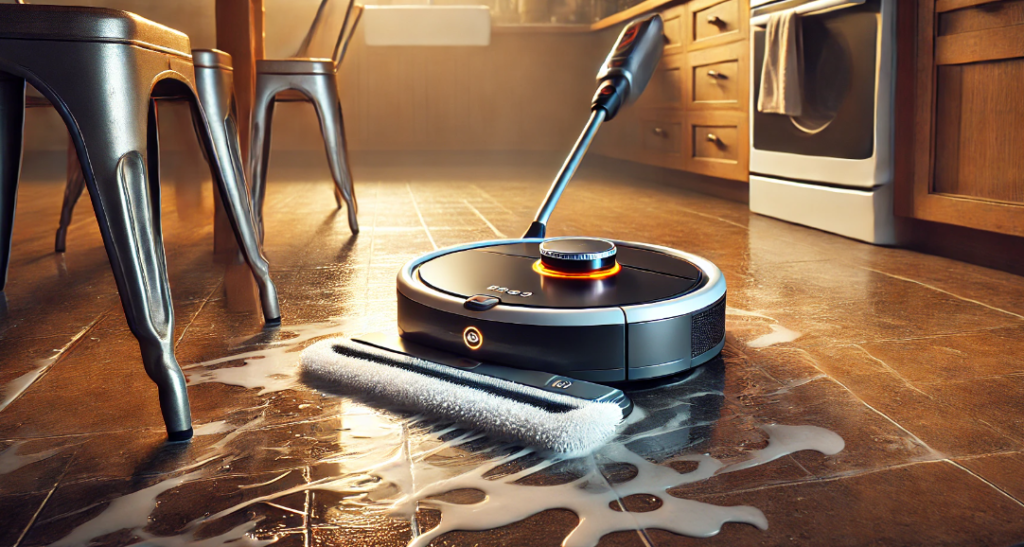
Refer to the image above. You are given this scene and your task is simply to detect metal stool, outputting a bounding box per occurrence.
[0,5,278,441]
[249,0,363,239]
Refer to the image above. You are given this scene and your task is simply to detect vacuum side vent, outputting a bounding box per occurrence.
[691,296,726,357]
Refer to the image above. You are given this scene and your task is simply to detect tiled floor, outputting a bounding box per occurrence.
[2,152,1024,546]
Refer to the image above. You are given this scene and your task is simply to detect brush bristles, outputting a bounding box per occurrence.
[301,338,624,455]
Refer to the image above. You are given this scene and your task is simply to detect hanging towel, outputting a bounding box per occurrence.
[757,11,803,116]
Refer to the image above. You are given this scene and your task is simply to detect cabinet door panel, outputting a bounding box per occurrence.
[897,0,1024,236]
[933,60,1024,203]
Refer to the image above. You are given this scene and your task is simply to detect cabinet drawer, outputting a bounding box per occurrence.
[685,111,748,181]
[687,41,747,110]
[689,0,747,50]
[662,4,687,57]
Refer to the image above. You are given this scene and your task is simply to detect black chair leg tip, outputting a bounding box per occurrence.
[264,316,282,328]
[166,427,193,443]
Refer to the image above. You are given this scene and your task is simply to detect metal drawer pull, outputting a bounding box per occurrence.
[706,133,719,143]
[653,127,667,137]
[707,70,725,79]
[706,15,724,25]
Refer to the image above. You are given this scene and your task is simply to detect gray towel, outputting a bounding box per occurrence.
[757,11,803,116]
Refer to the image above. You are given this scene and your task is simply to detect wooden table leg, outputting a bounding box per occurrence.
[214,0,265,312]
[213,0,264,257]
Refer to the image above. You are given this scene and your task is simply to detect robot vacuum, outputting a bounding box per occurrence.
[393,13,727,383]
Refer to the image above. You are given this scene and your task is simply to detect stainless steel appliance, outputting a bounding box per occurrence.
[749,0,896,244]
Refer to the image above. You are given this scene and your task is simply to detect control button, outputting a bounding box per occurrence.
[463,294,500,311]
[507,290,521,296]
[494,287,508,293]
[463,326,483,350]
[487,285,500,291]
[520,292,532,297]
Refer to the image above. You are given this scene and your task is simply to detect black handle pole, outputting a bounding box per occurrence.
[523,14,664,238]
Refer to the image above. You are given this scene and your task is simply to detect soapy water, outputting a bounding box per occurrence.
[43,356,845,547]
[726,307,802,349]
[181,317,365,394]
[747,324,801,348]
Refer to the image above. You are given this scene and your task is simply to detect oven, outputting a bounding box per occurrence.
[748,0,897,244]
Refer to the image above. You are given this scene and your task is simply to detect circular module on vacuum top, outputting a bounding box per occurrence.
[539,237,618,273]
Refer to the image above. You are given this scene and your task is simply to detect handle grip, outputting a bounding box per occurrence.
[592,14,665,121]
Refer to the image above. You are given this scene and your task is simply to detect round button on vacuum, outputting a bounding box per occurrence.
[540,237,618,273]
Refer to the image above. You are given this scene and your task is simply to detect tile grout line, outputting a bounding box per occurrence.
[699,459,952,499]
[782,347,942,457]
[462,199,507,239]
[303,466,312,547]
[0,312,106,414]
[174,281,223,349]
[851,344,933,399]
[14,442,81,547]
[859,267,1024,321]
[945,459,1024,509]
[406,182,437,251]
[593,452,657,547]
[13,477,59,547]
[469,184,516,216]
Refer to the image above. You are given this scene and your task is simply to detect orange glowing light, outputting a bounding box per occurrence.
[532,260,621,280]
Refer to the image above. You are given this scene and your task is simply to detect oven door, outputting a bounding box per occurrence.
[749,0,893,188]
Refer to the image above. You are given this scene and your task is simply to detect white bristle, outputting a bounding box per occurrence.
[300,338,624,455]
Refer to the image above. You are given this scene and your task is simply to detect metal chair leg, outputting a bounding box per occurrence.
[0,72,24,292]
[192,59,281,324]
[249,83,278,245]
[66,87,192,441]
[56,137,86,253]
[306,77,358,234]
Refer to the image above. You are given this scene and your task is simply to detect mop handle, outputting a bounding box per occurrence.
[524,109,606,238]
[523,13,664,239]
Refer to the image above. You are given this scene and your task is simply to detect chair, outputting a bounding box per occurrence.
[0,5,280,441]
[249,0,363,240]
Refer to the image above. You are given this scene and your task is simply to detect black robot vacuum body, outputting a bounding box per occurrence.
[394,14,726,383]
[397,237,727,382]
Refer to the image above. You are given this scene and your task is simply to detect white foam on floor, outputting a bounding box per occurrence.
[747,324,801,348]
[385,421,844,547]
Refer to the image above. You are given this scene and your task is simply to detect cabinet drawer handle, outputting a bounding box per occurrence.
[707,70,724,79]
[653,127,667,137]
[706,15,724,25]
[706,133,719,143]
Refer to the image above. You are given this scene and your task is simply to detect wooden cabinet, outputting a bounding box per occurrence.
[595,0,750,181]
[896,0,1024,237]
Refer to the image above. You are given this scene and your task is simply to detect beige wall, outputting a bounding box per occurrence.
[20,1,615,155]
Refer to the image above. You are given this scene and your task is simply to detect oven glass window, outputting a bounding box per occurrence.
[752,1,879,160]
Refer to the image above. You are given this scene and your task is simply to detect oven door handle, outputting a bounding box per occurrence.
[750,0,865,27]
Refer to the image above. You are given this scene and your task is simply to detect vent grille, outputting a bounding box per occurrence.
[691,296,726,357]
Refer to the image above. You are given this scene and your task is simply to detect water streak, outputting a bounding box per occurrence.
[0,441,60,475]
[747,324,801,348]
